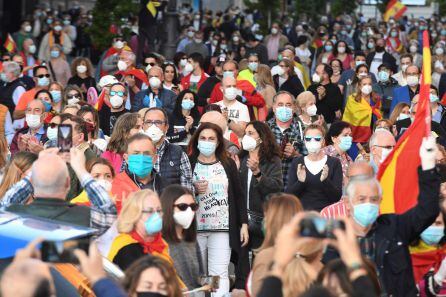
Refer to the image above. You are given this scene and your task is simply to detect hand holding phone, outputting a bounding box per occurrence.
[57,124,73,153]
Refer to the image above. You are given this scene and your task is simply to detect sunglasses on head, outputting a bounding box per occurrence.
[67,94,80,99]
[110,91,125,97]
[175,203,199,211]
[36,74,50,78]
[304,136,322,142]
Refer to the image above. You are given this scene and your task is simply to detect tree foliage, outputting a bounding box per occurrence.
[295,0,327,23]
[331,0,358,17]
[243,0,281,33]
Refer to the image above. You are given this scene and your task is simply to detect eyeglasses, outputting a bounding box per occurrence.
[143,62,156,67]
[36,74,50,78]
[67,94,81,99]
[374,145,394,150]
[304,136,322,142]
[142,208,163,215]
[175,203,199,211]
[110,91,125,97]
[144,120,166,127]
[49,123,59,128]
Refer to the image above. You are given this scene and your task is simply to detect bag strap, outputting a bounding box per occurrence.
[48,61,57,82]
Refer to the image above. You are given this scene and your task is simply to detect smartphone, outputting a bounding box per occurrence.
[57,124,72,153]
[40,239,89,264]
[299,214,345,239]
[199,275,220,290]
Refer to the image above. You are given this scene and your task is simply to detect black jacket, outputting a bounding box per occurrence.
[308,82,343,124]
[190,157,248,258]
[196,76,221,107]
[366,51,397,73]
[439,73,446,99]
[273,74,304,99]
[324,168,440,297]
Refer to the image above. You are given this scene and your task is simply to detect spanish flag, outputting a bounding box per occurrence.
[377,30,432,214]
[383,0,407,22]
[3,34,16,53]
[146,0,161,17]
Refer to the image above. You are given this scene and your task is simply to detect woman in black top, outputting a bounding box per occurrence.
[286,124,342,211]
[67,57,97,99]
[273,58,304,98]
[167,89,200,146]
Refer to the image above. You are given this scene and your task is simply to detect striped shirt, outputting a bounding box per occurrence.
[320,197,347,219]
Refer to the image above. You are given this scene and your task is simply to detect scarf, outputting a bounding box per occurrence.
[48,31,64,48]
[130,231,166,254]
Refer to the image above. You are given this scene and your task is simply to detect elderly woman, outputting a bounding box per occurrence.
[296,91,326,130]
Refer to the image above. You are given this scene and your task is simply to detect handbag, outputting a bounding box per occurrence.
[247,210,264,238]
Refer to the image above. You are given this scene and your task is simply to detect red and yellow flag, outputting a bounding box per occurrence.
[377,30,431,214]
[3,34,16,53]
[383,0,407,22]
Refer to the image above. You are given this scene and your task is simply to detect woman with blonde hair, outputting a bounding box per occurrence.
[0,151,37,200]
[250,193,303,297]
[389,102,410,124]
[0,137,9,182]
[255,64,276,110]
[297,91,326,130]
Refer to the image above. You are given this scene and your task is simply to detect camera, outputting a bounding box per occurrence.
[299,214,345,239]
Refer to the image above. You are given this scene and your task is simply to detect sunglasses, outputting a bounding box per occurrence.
[304,136,322,142]
[36,74,50,78]
[49,123,59,128]
[143,62,156,67]
[175,203,199,211]
[110,91,125,97]
[67,94,80,99]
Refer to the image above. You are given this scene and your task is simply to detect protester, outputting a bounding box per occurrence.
[67,57,97,98]
[162,62,180,93]
[273,58,304,99]
[391,65,421,112]
[0,151,37,199]
[47,44,71,86]
[48,81,64,113]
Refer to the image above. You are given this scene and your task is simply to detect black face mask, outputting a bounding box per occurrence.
[375,46,385,53]
[137,292,167,297]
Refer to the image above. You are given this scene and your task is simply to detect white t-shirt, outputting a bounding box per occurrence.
[370,52,384,77]
[216,100,250,139]
[304,155,327,175]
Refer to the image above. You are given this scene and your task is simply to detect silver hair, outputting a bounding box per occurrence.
[3,61,21,77]
[369,129,394,147]
[126,51,136,64]
[345,176,383,202]
[272,90,296,104]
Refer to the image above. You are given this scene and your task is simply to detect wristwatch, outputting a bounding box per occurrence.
[254,171,262,178]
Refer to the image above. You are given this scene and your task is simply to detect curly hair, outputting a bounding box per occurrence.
[239,121,282,162]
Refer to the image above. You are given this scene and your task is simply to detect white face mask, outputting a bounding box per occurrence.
[305,139,322,154]
[436,47,444,55]
[117,60,128,71]
[46,126,58,140]
[306,104,318,117]
[173,207,195,229]
[110,95,124,108]
[337,46,346,53]
[145,124,164,143]
[242,135,259,152]
[224,87,238,100]
[149,76,162,89]
[26,114,42,129]
[276,66,285,76]
[24,25,32,32]
[114,40,124,49]
[380,147,392,163]
[406,75,419,87]
[271,28,279,35]
[76,65,87,74]
[28,44,36,54]
[180,59,188,67]
[96,179,112,192]
[401,64,409,73]
[409,45,418,53]
[67,98,80,105]
[184,63,194,73]
[361,85,373,95]
[312,73,321,83]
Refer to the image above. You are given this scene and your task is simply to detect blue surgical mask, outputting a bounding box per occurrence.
[144,212,163,235]
[378,71,390,82]
[339,136,352,152]
[50,50,60,58]
[430,93,439,102]
[197,140,217,157]
[275,106,293,122]
[127,154,153,178]
[442,29,446,36]
[223,71,234,79]
[0,73,8,83]
[421,226,444,246]
[37,77,50,87]
[181,99,195,110]
[324,45,333,52]
[50,90,62,103]
[352,203,379,227]
[43,101,52,112]
[367,42,375,49]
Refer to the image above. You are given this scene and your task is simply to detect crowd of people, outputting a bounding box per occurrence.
[2,1,446,297]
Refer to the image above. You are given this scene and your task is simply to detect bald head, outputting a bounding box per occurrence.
[200,111,227,133]
[222,76,237,88]
[347,161,374,179]
[1,259,54,297]
[32,154,70,198]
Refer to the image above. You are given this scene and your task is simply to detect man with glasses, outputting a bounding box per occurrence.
[368,129,396,174]
[390,64,420,113]
[12,54,34,90]
[99,82,129,136]
[142,107,193,193]
[14,65,50,122]
[112,133,167,212]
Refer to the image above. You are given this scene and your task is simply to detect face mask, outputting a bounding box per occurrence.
[305,139,322,154]
[436,48,445,55]
[401,64,409,73]
[233,36,240,42]
[352,203,379,227]
[63,20,70,26]
[96,179,112,192]
[144,212,163,235]
[173,207,195,229]
[50,50,60,58]
[431,93,440,102]
[181,99,195,110]
[180,59,188,67]
[46,126,58,140]
[212,39,218,46]
[271,28,279,35]
[355,60,366,67]
[306,104,318,117]
[242,135,259,152]
[187,31,195,38]
[407,75,419,87]
[361,85,373,95]
[137,292,167,297]
[276,106,293,122]
[0,73,9,83]
[67,98,80,105]
[410,45,418,53]
[149,77,161,89]
[420,25,427,31]
[24,25,32,32]
[367,42,375,49]
[194,38,203,43]
[47,19,53,25]
[117,60,128,71]
[26,114,42,129]
[391,31,398,37]
[312,73,321,84]
[197,140,217,157]
[145,125,164,143]
[224,87,238,100]
[77,65,87,74]
[223,71,234,79]
[114,40,124,49]
[397,113,410,121]
[50,90,62,103]
[421,226,445,245]
[37,76,50,86]
[339,136,353,152]
[43,101,52,112]
[220,44,228,50]
[127,154,153,178]
[378,71,390,82]
[248,62,258,72]
[337,46,346,53]
[324,45,333,52]
[110,95,124,108]
[54,25,62,32]
[380,147,392,163]
[28,44,36,54]
[276,66,285,76]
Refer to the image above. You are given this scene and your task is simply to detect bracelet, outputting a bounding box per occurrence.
[254,171,262,178]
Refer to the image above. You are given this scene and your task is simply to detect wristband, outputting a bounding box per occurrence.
[254,171,262,178]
